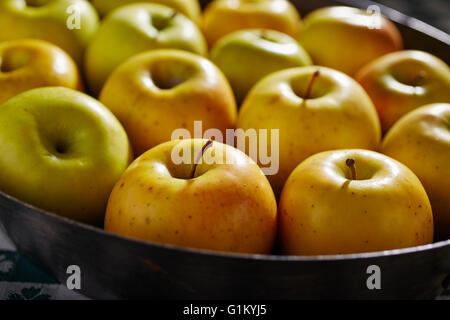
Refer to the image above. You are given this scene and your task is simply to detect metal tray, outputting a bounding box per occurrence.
[0,0,449,299]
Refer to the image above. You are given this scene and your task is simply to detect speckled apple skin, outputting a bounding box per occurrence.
[237,66,381,196]
[355,50,450,133]
[105,139,278,254]
[0,39,84,105]
[279,149,434,255]
[100,49,237,156]
[382,103,450,239]
[203,0,302,46]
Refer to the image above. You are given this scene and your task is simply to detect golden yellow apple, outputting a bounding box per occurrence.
[100,49,237,155]
[0,39,83,105]
[355,50,450,133]
[279,149,434,255]
[105,139,278,254]
[381,103,450,239]
[298,6,402,75]
[203,0,302,46]
[237,66,381,195]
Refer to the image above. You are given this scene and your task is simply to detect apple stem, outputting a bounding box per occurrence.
[412,71,426,86]
[169,11,178,20]
[190,140,213,179]
[346,158,357,180]
[259,30,273,42]
[304,70,320,100]
[154,11,178,30]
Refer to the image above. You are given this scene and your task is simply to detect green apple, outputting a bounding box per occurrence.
[84,3,207,95]
[237,66,381,195]
[100,49,237,155]
[0,0,99,64]
[355,50,450,133]
[279,149,434,255]
[0,39,84,105]
[298,6,402,75]
[105,138,277,254]
[210,28,312,104]
[203,0,302,47]
[91,0,202,24]
[381,103,450,239]
[0,87,133,225]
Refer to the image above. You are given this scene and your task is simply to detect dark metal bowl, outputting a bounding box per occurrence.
[0,0,449,299]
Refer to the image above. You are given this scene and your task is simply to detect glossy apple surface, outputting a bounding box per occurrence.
[381,103,450,239]
[0,87,133,225]
[299,6,402,75]
[203,0,302,46]
[84,3,207,95]
[279,149,434,255]
[91,0,202,24]
[0,39,83,105]
[100,49,237,156]
[0,0,99,64]
[100,49,237,155]
[105,139,277,254]
[211,28,312,104]
[355,50,450,133]
[237,66,381,195]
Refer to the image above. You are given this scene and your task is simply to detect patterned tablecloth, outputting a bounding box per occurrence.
[0,227,87,300]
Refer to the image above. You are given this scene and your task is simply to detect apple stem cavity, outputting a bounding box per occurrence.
[346,158,357,180]
[190,140,213,179]
[153,11,178,30]
[412,71,427,86]
[304,70,320,100]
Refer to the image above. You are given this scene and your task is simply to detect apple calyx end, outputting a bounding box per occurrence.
[189,139,214,179]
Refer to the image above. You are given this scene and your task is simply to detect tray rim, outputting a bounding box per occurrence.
[1,0,450,265]
[2,189,449,263]
[332,0,450,45]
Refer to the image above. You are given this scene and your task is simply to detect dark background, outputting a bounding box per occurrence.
[376,0,449,33]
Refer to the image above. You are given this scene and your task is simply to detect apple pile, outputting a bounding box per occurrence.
[0,0,449,256]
